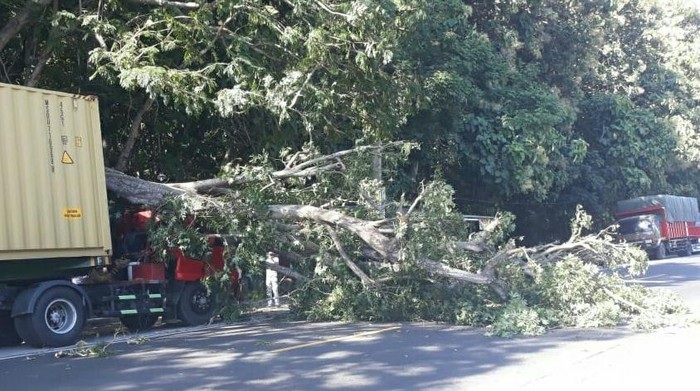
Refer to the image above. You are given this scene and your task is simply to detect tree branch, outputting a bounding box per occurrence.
[415,258,490,284]
[276,142,407,177]
[25,45,52,87]
[108,143,411,201]
[455,215,501,253]
[265,261,309,283]
[268,205,397,260]
[127,0,201,9]
[103,165,638,305]
[114,97,156,172]
[325,224,375,287]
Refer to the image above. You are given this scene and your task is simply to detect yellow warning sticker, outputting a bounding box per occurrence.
[61,151,74,164]
[63,208,82,219]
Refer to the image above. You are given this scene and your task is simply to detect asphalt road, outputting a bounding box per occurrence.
[629,254,700,313]
[1,254,700,391]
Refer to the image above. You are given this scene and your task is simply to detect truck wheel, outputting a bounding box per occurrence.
[654,243,667,260]
[120,314,159,332]
[14,287,85,347]
[177,282,215,326]
[0,311,22,347]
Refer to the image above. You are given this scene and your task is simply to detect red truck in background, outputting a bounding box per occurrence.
[615,195,700,259]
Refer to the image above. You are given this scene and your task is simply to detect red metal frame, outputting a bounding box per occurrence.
[131,263,166,281]
[172,239,225,282]
[171,237,241,284]
[614,205,665,220]
[119,210,240,283]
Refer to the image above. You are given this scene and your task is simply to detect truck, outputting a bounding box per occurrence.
[614,195,700,259]
[0,83,240,348]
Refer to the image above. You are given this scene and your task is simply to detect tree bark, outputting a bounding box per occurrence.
[268,204,397,260]
[106,167,182,205]
[114,97,155,172]
[325,225,375,287]
[265,261,309,283]
[25,46,51,87]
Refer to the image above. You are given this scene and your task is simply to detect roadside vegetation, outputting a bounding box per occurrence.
[1,0,698,335]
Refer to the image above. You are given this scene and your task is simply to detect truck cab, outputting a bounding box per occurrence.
[616,214,662,251]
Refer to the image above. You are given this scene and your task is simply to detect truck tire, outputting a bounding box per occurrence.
[654,243,667,260]
[177,282,215,326]
[0,311,22,347]
[14,287,85,347]
[13,315,41,347]
[120,314,159,332]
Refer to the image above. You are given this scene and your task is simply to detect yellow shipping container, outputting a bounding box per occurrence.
[0,83,111,261]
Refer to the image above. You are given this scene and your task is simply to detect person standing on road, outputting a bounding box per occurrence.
[266,251,280,307]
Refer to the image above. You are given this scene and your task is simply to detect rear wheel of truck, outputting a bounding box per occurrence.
[0,310,22,347]
[14,287,86,347]
[178,282,215,326]
[120,314,159,332]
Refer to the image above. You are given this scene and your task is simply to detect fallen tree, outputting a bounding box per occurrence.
[106,143,514,296]
[105,142,687,335]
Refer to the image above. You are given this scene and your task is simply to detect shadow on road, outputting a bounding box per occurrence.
[0,319,638,391]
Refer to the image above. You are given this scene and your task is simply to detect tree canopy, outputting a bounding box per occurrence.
[3,1,699,223]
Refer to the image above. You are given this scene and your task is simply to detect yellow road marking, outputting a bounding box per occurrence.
[269,326,401,354]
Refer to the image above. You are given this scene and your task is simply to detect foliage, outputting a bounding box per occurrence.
[290,198,683,335]
[488,295,547,337]
[54,340,114,358]
[631,288,689,330]
[564,94,677,216]
[3,0,700,237]
[105,138,683,336]
[290,265,500,325]
[2,1,699,335]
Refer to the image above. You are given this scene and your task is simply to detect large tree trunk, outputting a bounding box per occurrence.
[106,143,605,301]
[106,168,183,205]
[105,143,408,204]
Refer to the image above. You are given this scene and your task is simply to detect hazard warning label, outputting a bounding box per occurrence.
[63,208,82,219]
[61,151,74,164]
